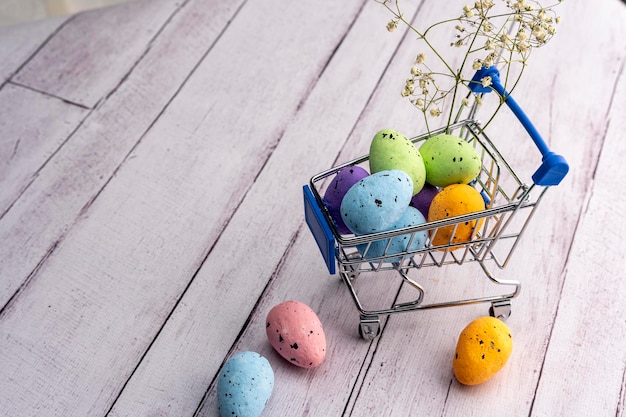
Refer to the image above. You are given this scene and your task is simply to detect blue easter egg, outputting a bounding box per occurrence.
[340,170,413,235]
[357,206,428,262]
[217,351,274,417]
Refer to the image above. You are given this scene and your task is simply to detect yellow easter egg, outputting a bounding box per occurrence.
[453,316,513,385]
[427,183,485,248]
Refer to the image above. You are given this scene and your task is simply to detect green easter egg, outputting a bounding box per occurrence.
[369,128,426,195]
[419,134,481,187]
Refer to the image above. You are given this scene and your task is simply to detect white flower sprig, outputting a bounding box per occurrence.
[378,0,564,132]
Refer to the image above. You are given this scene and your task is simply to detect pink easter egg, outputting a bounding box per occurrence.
[265,300,326,368]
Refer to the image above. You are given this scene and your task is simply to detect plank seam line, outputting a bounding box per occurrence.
[293,0,369,115]
[438,378,455,417]
[527,55,626,417]
[100,1,257,413]
[590,55,625,182]
[0,240,59,318]
[250,0,369,188]
[96,0,193,110]
[616,366,626,417]
[0,14,76,91]
[191,227,303,417]
[6,79,90,109]
[344,281,407,417]
[328,0,424,170]
[0,106,94,223]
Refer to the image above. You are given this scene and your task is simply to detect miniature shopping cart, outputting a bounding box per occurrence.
[303,67,569,339]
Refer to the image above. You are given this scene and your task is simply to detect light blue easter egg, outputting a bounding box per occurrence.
[340,170,413,235]
[217,351,274,417]
[357,206,428,262]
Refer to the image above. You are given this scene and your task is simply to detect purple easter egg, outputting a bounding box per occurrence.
[323,166,369,234]
[410,183,439,218]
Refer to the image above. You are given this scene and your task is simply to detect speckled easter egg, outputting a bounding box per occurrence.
[453,316,513,385]
[323,166,370,234]
[217,351,274,417]
[419,134,481,187]
[357,206,428,262]
[266,300,326,369]
[369,128,426,195]
[409,182,439,218]
[427,184,485,248]
[340,170,413,235]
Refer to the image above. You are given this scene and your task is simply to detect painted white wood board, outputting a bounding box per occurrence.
[0,15,68,83]
[0,0,368,415]
[12,0,183,108]
[0,0,245,308]
[0,83,88,216]
[106,1,420,415]
[529,26,626,417]
[0,0,624,416]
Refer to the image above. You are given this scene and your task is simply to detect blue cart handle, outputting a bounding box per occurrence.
[470,66,569,186]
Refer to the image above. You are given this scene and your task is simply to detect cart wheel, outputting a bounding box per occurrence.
[489,300,512,320]
[358,317,381,340]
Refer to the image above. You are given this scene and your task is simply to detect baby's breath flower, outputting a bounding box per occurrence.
[517,39,530,52]
[430,107,442,117]
[537,9,546,20]
[532,26,547,42]
[484,52,496,67]
[379,0,564,129]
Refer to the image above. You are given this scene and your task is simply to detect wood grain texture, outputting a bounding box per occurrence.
[0,0,624,416]
[0,15,68,83]
[0,0,366,415]
[0,0,245,309]
[529,21,626,417]
[12,0,182,108]
[0,83,88,217]
[107,1,421,415]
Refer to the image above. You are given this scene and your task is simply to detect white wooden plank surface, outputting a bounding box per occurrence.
[529,23,626,416]
[0,0,366,415]
[108,1,420,415]
[0,15,68,83]
[0,0,245,308]
[0,84,88,216]
[0,0,625,416]
[12,0,183,108]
